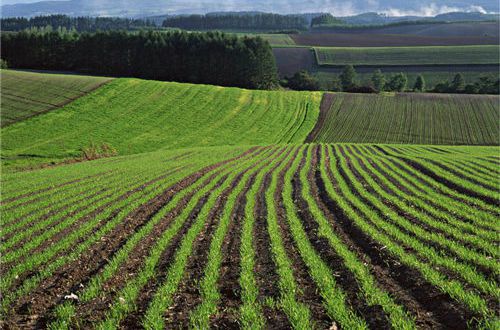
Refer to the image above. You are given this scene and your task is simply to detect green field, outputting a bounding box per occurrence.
[307,93,499,145]
[2,70,499,329]
[0,70,111,127]
[1,75,320,169]
[258,34,296,46]
[2,143,498,329]
[314,45,500,66]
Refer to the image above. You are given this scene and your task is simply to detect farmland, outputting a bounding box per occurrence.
[1,62,499,330]
[2,73,320,169]
[314,45,500,67]
[0,70,111,127]
[290,30,499,47]
[307,93,500,145]
[1,142,498,329]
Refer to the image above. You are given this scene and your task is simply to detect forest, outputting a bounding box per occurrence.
[1,29,278,89]
[163,13,308,31]
[1,15,156,32]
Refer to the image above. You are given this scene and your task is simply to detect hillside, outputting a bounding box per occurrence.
[0,70,110,127]
[307,93,499,145]
[1,75,321,168]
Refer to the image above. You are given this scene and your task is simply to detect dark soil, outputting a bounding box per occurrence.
[305,93,335,143]
[300,145,390,329]
[161,170,254,329]
[3,147,262,329]
[324,145,475,329]
[211,147,289,329]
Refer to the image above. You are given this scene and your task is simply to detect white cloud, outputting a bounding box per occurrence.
[382,3,489,17]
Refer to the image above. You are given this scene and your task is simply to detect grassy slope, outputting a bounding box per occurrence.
[309,92,499,145]
[1,70,111,127]
[2,77,321,168]
[314,45,500,66]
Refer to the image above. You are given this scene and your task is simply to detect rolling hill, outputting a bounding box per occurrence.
[1,72,321,169]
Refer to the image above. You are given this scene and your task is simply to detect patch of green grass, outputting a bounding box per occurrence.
[314,45,500,66]
[2,77,321,169]
[0,70,111,127]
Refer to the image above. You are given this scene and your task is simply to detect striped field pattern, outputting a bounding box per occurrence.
[1,143,498,329]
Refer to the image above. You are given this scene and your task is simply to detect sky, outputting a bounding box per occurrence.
[1,0,498,16]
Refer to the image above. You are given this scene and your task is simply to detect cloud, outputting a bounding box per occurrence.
[381,3,489,17]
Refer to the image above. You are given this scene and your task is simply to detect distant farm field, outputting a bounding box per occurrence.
[314,45,500,67]
[258,34,296,46]
[1,76,320,168]
[291,31,500,47]
[307,93,500,145]
[2,143,498,329]
[0,70,111,127]
[327,22,500,38]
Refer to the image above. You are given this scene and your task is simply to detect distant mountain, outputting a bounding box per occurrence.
[340,11,499,25]
[2,0,499,18]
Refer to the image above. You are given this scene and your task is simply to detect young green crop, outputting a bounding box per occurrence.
[325,145,495,318]
[300,145,417,329]
[345,146,498,258]
[360,146,498,233]
[2,76,321,169]
[237,147,296,329]
[0,70,111,127]
[101,147,277,329]
[48,147,265,329]
[189,147,290,328]
[308,93,499,145]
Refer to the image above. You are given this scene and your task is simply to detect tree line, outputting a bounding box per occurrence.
[163,13,308,31]
[1,29,278,89]
[1,15,156,32]
[284,66,499,95]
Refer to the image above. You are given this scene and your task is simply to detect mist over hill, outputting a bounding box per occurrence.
[2,0,499,18]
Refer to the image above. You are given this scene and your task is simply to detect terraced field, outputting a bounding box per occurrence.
[314,45,500,67]
[307,93,500,145]
[2,77,320,169]
[1,70,111,127]
[1,143,498,329]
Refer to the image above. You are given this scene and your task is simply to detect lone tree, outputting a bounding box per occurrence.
[414,75,426,92]
[451,73,465,92]
[371,69,386,92]
[340,65,357,91]
[387,73,408,92]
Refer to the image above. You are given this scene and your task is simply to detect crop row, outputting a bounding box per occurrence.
[1,143,498,329]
